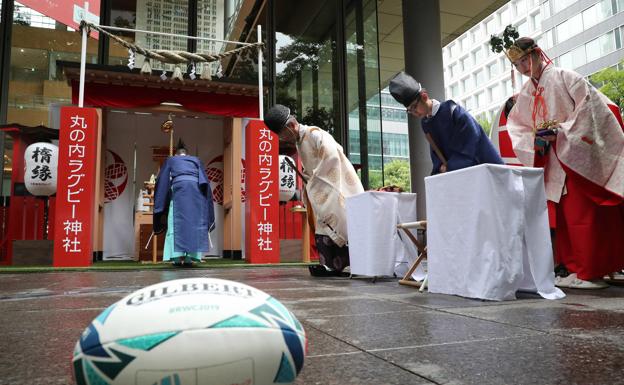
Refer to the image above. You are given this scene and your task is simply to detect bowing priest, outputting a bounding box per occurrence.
[389,72,503,174]
[264,104,364,277]
[154,139,215,266]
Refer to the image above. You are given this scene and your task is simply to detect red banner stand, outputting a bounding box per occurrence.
[53,107,99,267]
[245,120,280,263]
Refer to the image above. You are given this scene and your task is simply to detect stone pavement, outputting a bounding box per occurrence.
[1,267,624,385]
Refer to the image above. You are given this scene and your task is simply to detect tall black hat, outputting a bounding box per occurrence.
[175,138,187,153]
[264,104,291,134]
[389,72,422,108]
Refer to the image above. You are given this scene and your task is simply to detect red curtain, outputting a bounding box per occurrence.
[71,80,259,118]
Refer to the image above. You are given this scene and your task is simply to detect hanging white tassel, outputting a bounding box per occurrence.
[215,62,223,79]
[201,64,212,80]
[188,62,196,80]
[172,65,184,81]
[140,59,152,75]
[127,49,135,70]
[160,69,167,81]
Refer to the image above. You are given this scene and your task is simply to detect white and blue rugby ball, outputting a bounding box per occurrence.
[72,278,307,385]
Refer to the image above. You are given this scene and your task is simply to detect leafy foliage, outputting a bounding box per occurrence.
[489,25,519,53]
[590,63,624,113]
[300,106,335,136]
[476,116,493,137]
[383,160,411,192]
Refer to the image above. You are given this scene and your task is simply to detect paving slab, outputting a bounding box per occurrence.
[1,267,623,385]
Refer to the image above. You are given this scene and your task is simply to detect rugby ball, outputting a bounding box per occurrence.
[72,278,306,385]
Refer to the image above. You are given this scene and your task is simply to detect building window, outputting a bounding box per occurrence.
[450,62,459,78]
[462,76,474,91]
[476,92,486,106]
[487,61,499,78]
[552,0,576,13]
[538,29,554,49]
[460,55,472,72]
[473,47,484,63]
[471,25,482,42]
[486,18,498,35]
[450,42,460,58]
[586,31,616,62]
[500,8,511,26]
[542,0,551,18]
[530,12,541,30]
[489,84,501,102]
[515,0,528,16]
[559,45,587,70]
[504,79,513,95]
[450,83,460,98]
[582,0,613,30]
[555,13,583,43]
[571,45,587,69]
[465,96,475,111]
[474,69,485,85]
[459,36,468,52]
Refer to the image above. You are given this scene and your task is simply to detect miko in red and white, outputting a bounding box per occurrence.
[502,35,624,289]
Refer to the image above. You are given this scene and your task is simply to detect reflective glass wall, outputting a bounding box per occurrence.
[0,0,407,194]
[274,0,343,147]
[345,0,382,189]
[107,0,264,83]
[376,0,410,191]
[3,1,100,196]
[9,2,99,127]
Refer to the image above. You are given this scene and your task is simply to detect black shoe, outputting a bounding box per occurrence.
[554,264,569,277]
[308,265,336,277]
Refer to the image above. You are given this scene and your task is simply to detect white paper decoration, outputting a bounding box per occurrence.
[24,142,58,196]
[278,155,296,202]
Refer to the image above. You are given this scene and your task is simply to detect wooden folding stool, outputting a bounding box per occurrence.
[396,221,428,291]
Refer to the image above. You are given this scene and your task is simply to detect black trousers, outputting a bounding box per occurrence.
[315,234,350,272]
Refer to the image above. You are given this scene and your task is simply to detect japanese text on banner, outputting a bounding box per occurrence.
[257,127,274,251]
[61,115,88,253]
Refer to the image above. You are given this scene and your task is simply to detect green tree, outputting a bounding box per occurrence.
[476,116,492,137]
[368,170,383,190]
[590,63,624,113]
[382,160,411,192]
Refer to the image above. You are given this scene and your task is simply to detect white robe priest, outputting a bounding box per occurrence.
[264,105,364,276]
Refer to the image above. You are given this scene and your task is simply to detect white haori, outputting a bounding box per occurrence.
[297,125,364,247]
[507,65,624,202]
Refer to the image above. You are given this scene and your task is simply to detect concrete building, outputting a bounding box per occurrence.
[443,0,624,124]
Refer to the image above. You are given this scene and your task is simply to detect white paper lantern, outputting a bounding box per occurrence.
[279,155,296,202]
[24,142,58,196]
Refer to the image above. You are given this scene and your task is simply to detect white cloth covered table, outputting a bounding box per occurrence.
[346,192,417,277]
[425,164,565,301]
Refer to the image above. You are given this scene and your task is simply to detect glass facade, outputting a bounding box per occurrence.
[0,0,410,199]
[10,2,99,127]
[345,0,383,188]
[274,0,342,146]
[3,1,100,196]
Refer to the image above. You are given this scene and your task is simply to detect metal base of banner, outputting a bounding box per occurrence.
[92,251,103,262]
[223,250,242,260]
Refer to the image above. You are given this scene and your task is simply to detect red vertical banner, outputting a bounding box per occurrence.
[53,107,99,267]
[245,120,280,263]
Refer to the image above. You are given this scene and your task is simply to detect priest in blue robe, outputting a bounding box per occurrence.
[153,140,215,266]
[389,72,503,174]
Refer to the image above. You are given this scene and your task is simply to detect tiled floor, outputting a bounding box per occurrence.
[1,267,623,384]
